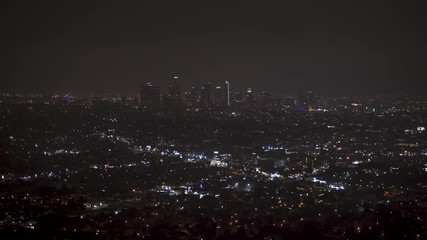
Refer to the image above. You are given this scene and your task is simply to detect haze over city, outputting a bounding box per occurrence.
[1,0,426,95]
[1,1,427,240]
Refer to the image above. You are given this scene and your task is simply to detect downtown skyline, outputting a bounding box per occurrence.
[1,1,426,96]
[2,1,427,239]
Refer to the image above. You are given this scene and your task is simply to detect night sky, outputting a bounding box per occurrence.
[1,0,426,96]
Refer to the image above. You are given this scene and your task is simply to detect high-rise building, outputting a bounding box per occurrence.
[298,90,319,110]
[214,86,222,105]
[246,88,255,107]
[190,86,199,106]
[163,76,183,114]
[224,81,230,107]
[184,86,199,107]
[184,91,192,106]
[200,82,211,106]
[233,91,244,107]
[168,76,181,100]
[140,82,160,108]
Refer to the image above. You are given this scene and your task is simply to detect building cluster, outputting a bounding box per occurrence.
[140,77,326,111]
[140,77,231,110]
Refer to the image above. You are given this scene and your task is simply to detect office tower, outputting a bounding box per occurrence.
[168,76,181,100]
[200,82,211,106]
[190,86,199,105]
[184,91,192,106]
[246,88,255,107]
[233,91,244,107]
[184,86,200,107]
[140,82,160,108]
[224,80,230,106]
[214,86,222,105]
[163,76,183,114]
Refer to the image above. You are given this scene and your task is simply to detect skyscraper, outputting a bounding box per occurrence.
[184,86,199,107]
[214,86,222,106]
[190,86,199,106]
[168,76,181,100]
[224,80,230,107]
[233,91,244,107]
[164,76,183,114]
[246,88,255,107]
[140,82,160,108]
[200,82,211,106]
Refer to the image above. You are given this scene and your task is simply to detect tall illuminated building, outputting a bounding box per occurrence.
[214,86,222,105]
[233,91,244,107]
[164,76,183,113]
[200,82,211,106]
[189,86,199,106]
[168,76,181,100]
[184,91,192,106]
[184,86,199,107]
[224,80,230,106]
[246,88,255,107]
[140,82,160,108]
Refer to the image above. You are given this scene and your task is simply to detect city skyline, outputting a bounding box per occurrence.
[1,1,427,238]
[1,1,426,95]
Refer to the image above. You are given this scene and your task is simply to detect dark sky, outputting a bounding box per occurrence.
[1,0,426,96]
